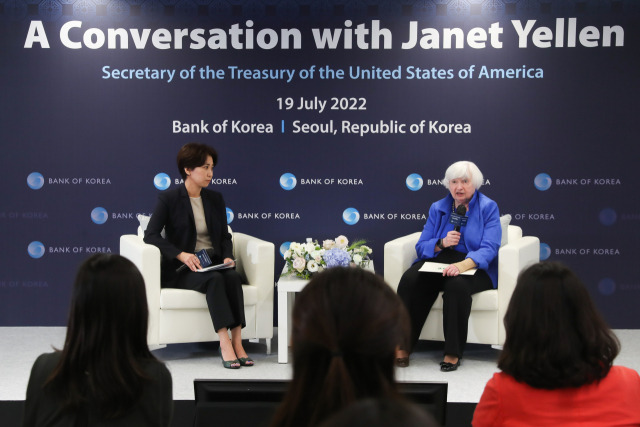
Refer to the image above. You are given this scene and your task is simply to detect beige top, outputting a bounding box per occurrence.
[190,197,213,252]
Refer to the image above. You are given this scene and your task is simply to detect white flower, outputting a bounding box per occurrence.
[286,236,370,279]
[290,242,304,256]
[323,239,335,250]
[307,260,319,272]
[335,235,349,249]
[292,257,306,272]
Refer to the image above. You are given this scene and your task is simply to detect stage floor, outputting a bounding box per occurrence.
[2,327,639,403]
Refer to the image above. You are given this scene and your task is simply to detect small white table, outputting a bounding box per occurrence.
[276,263,374,363]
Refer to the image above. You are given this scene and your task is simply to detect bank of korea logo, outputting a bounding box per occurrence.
[406,173,423,191]
[27,172,44,190]
[28,241,45,259]
[226,207,234,224]
[280,173,296,191]
[280,241,291,257]
[539,243,551,260]
[343,207,360,225]
[599,208,617,226]
[91,207,108,225]
[154,173,171,191]
[534,173,552,191]
[598,278,616,296]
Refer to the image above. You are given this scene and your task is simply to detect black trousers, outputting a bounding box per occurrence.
[174,268,246,332]
[396,250,493,358]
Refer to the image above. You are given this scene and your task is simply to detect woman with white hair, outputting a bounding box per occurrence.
[395,161,501,371]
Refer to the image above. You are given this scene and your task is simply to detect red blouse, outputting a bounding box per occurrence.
[473,366,640,426]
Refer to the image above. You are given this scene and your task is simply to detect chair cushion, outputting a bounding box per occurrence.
[137,214,151,236]
[431,289,498,311]
[160,284,257,309]
[500,214,511,247]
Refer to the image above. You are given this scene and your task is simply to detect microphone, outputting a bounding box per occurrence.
[453,205,467,232]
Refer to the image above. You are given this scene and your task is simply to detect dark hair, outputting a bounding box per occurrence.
[45,254,157,418]
[319,398,439,427]
[498,261,620,389]
[176,142,218,180]
[270,267,410,427]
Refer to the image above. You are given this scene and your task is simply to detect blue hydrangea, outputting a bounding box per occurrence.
[324,248,351,268]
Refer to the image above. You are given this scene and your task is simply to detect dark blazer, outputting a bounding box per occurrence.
[23,352,173,427]
[144,184,233,284]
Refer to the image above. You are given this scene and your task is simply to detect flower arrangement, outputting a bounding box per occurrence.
[283,235,372,279]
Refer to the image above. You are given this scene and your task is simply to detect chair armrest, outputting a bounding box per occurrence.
[497,235,540,342]
[497,235,540,301]
[120,234,162,301]
[120,234,162,344]
[232,232,275,338]
[384,232,421,291]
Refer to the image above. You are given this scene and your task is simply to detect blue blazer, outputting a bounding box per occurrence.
[144,184,233,284]
[415,191,501,287]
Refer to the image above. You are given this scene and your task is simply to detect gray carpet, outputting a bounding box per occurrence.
[2,327,639,403]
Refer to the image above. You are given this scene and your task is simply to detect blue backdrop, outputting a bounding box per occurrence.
[1,0,639,328]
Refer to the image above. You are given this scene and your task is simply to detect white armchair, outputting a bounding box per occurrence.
[120,228,275,353]
[384,224,539,346]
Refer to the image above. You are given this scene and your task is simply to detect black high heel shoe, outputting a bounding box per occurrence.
[439,359,461,372]
[395,357,410,368]
[237,356,254,366]
[219,347,240,369]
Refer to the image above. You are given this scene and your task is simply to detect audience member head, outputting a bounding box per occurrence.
[270,267,410,427]
[498,261,620,389]
[177,142,218,180]
[47,254,156,418]
[319,398,439,427]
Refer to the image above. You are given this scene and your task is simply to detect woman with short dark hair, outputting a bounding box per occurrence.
[23,254,173,426]
[270,267,411,427]
[472,262,640,426]
[145,142,251,368]
[176,142,218,181]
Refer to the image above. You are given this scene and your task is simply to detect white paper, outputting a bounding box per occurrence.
[419,262,477,275]
[197,260,235,272]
